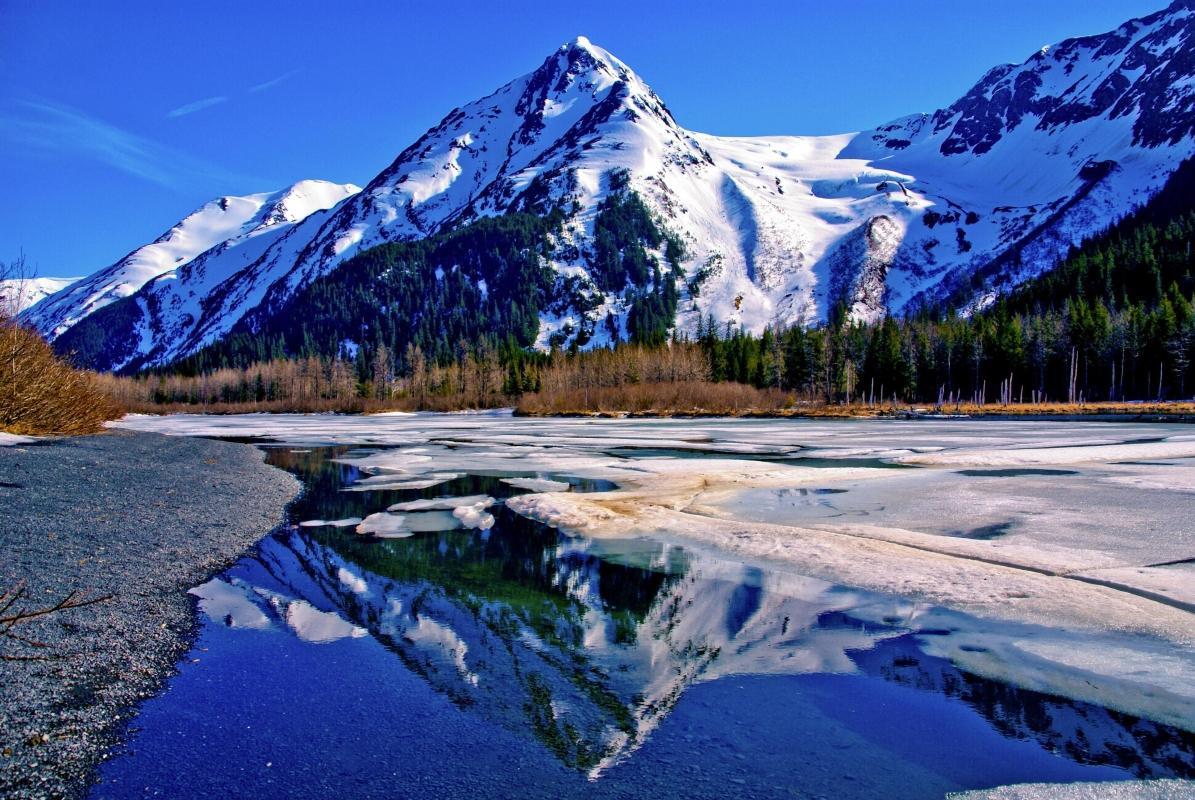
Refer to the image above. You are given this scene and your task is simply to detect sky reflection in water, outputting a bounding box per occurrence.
[90,446,1195,800]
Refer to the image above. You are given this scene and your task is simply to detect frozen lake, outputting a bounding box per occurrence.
[95,414,1195,798]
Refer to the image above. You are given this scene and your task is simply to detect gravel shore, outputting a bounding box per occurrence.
[0,429,298,799]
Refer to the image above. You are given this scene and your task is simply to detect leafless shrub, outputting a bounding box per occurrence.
[0,257,122,435]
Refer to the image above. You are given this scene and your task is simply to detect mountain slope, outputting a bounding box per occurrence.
[843,0,1195,310]
[0,276,80,316]
[42,2,1195,370]
[23,180,359,342]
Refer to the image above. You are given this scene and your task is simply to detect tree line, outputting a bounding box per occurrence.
[99,156,1195,411]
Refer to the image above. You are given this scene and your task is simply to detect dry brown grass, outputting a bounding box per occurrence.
[96,352,514,415]
[1,254,121,435]
[516,381,804,416]
[927,400,1195,418]
[517,382,1195,419]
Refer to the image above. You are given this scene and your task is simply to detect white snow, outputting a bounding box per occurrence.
[0,276,80,315]
[387,494,495,512]
[0,432,35,446]
[341,472,461,492]
[897,440,1195,466]
[22,180,359,360]
[47,5,1195,360]
[500,477,572,492]
[190,576,367,643]
[284,600,367,643]
[298,517,363,528]
[356,512,412,538]
[337,566,371,596]
[452,501,496,530]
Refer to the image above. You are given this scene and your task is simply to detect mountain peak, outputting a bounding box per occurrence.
[562,34,595,52]
[538,35,638,92]
[45,1,1195,368]
[259,179,360,227]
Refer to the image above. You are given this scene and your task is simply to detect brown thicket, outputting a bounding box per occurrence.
[517,344,807,414]
[102,342,722,413]
[0,259,122,435]
[516,381,802,415]
[98,352,514,413]
[92,330,1195,418]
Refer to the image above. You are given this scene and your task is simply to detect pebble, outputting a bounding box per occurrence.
[0,430,297,799]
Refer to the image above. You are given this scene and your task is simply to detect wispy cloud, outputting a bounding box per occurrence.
[163,70,298,119]
[0,99,263,190]
[248,69,300,94]
[166,95,228,118]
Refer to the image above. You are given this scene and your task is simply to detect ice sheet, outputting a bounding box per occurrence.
[299,517,363,528]
[117,412,1195,728]
[387,495,495,512]
[356,512,412,538]
[500,477,572,492]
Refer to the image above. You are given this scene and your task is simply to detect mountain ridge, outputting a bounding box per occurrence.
[26,1,1195,371]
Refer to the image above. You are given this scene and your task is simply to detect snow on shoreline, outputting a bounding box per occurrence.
[0,432,35,447]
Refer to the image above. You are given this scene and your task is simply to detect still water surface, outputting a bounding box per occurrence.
[90,445,1195,799]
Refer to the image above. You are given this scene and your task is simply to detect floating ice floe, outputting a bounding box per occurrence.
[387,494,495,512]
[356,512,412,538]
[500,477,571,492]
[404,510,466,531]
[342,472,463,492]
[452,502,495,530]
[299,517,363,528]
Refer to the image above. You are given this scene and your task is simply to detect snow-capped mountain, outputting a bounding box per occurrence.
[23,179,359,340]
[0,276,80,316]
[842,0,1195,312]
[31,1,1195,368]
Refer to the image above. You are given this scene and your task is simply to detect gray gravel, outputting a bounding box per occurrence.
[0,429,298,799]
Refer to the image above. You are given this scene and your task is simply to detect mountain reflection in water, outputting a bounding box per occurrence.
[92,446,1195,799]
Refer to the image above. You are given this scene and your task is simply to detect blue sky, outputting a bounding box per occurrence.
[0,0,1166,277]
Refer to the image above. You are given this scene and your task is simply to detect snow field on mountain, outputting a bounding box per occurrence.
[35,4,1195,366]
[27,192,283,337]
[0,276,80,315]
[22,180,359,362]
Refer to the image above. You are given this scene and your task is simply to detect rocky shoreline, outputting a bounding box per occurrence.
[0,430,298,799]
